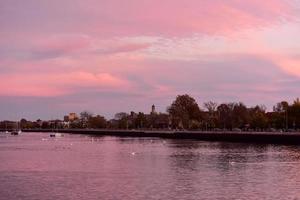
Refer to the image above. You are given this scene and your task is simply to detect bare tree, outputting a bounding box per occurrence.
[204,101,218,113]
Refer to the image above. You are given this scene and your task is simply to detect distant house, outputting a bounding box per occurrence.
[146,105,170,129]
[64,115,69,122]
[109,105,171,130]
[48,119,64,129]
[68,113,79,122]
[62,113,79,128]
[36,119,43,127]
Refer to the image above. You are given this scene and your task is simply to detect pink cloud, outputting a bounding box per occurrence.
[61,71,130,88]
[9,35,152,61]
[93,43,151,55]
[0,0,294,38]
[38,35,90,52]
[77,0,294,36]
[272,55,300,77]
[0,71,131,97]
[29,35,91,59]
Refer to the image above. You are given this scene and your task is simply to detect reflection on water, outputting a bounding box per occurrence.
[1,133,300,200]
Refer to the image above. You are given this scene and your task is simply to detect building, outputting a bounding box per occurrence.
[150,104,157,115]
[147,105,170,129]
[63,115,69,122]
[68,113,79,121]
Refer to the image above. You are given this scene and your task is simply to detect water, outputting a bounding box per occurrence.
[1,132,300,200]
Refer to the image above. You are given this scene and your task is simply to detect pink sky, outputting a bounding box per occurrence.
[1,0,300,120]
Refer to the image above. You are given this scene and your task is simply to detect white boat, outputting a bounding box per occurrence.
[50,122,64,137]
[55,133,63,137]
[11,122,22,135]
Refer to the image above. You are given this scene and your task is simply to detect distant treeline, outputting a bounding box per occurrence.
[1,94,300,131]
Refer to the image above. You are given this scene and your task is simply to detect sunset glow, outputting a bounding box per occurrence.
[1,0,300,119]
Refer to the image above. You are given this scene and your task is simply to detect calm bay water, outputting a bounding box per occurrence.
[1,132,300,200]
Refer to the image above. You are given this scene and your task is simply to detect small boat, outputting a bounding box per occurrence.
[11,130,19,135]
[11,122,22,135]
[50,133,63,137]
[50,122,63,137]
[55,133,63,137]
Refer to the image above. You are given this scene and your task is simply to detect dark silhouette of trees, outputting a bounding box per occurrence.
[232,102,249,129]
[89,115,107,128]
[3,95,300,132]
[203,101,218,130]
[110,111,170,130]
[288,98,300,129]
[167,94,202,129]
[249,105,268,130]
[114,112,129,129]
[20,118,35,129]
[80,111,93,128]
[272,101,289,129]
[217,103,267,130]
[135,112,147,128]
[41,121,50,129]
[204,101,218,113]
[217,103,232,129]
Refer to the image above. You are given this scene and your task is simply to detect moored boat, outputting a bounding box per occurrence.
[50,133,64,137]
[11,121,22,135]
[11,130,19,135]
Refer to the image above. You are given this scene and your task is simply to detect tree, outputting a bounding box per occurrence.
[135,112,147,129]
[204,101,218,130]
[217,103,232,129]
[41,121,50,129]
[204,101,218,113]
[273,101,289,129]
[114,112,129,120]
[20,118,28,129]
[114,112,129,129]
[273,101,289,112]
[215,102,253,130]
[80,111,93,128]
[167,94,202,129]
[249,105,268,130]
[289,98,300,129]
[89,115,107,128]
[232,102,249,129]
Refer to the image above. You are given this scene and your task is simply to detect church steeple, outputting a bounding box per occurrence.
[151,104,157,115]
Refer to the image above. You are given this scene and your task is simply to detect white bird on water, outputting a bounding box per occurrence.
[229,161,236,165]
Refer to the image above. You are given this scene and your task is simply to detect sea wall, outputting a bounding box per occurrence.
[13,129,300,144]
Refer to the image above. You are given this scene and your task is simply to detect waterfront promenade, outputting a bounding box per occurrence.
[7,129,300,144]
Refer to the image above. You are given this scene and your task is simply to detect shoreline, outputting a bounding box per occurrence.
[4,129,300,144]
